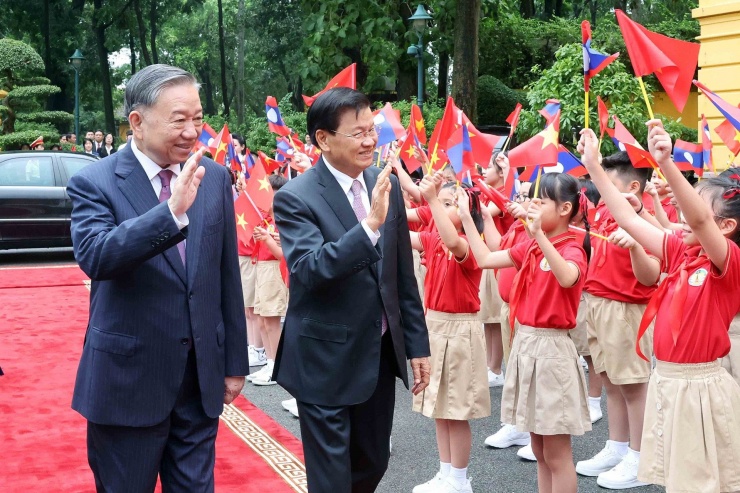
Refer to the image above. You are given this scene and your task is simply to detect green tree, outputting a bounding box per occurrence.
[0,38,72,149]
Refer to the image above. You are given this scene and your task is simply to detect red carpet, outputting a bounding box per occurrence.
[0,266,305,492]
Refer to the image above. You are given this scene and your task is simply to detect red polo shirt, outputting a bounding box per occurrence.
[660,196,679,223]
[497,220,530,303]
[652,234,740,363]
[508,232,587,329]
[420,232,482,314]
[585,204,657,304]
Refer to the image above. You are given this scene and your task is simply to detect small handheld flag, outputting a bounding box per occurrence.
[265,96,291,136]
[701,114,715,174]
[582,21,619,93]
[694,80,740,132]
[715,119,740,157]
[411,104,427,144]
[374,103,406,147]
[447,125,475,180]
[302,64,357,107]
[672,140,704,174]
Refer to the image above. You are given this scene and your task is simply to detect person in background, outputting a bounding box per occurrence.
[83,138,98,157]
[98,133,116,158]
[60,135,68,144]
[118,130,133,151]
[93,130,104,153]
[30,136,44,150]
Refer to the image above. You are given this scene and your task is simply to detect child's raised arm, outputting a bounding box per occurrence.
[388,151,422,204]
[456,188,514,269]
[419,172,469,259]
[646,120,730,271]
[578,128,665,259]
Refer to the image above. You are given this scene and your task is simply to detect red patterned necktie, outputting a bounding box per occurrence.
[158,169,186,266]
[350,180,387,335]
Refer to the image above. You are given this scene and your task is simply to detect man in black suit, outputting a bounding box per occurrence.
[68,64,249,492]
[273,88,431,493]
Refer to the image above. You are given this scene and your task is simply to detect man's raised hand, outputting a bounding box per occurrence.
[169,147,206,217]
[367,164,393,232]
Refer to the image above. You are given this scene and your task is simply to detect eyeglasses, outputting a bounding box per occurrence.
[513,193,529,203]
[329,127,378,141]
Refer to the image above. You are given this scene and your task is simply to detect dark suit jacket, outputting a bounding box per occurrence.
[68,145,249,427]
[273,159,430,406]
[98,145,116,158]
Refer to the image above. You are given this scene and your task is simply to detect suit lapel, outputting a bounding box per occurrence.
[316,159,361,233]
[115,147,187,285]
[363,167,384,278]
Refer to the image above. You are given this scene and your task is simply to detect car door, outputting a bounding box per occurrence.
[0,155,67,247]
[58,154,95,240]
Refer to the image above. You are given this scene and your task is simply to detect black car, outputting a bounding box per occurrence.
[0,151,99,250]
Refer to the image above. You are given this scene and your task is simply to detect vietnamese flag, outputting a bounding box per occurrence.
[302,63,356,107]
[374,103,406,147]
[460,112,503,165]
[508,107,560,169]
[258,151,282,175]
[245,158,274,214]
[399,124,426,171]
[427,97,460,172]
[624,142,658,169]
[606,115,642,151]
[475,179,510,213]
[211,124,234,166]
[234,192,263,248]
[411,104,427,144]
[597,96,609,140]
[715,119,740,157]
[506,103,523,138]
[672,139,704,174]
[615,9,699,112]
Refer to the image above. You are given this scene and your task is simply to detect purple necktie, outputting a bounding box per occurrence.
[350,180,387,335]
[158,169,186,266]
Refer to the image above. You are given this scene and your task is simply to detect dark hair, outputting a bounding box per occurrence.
[268,174,287,191]
[601,151,652,194]
[231,133,246,154]
[696,169,740,245]
[578,177,601,206]
[84,138,94,146]
[538,172,591,262]
[441,182,485,234]
[306,88,372,147]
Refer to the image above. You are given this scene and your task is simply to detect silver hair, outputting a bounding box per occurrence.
[124,64,201,117]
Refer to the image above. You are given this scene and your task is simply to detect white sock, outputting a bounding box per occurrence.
[248,344,255,350]
[449,466,467,484]
[608,440,629,456]
[627,447,640,460]
[439,461,451,477]
[256,347,265,353]
[588,396,601,407]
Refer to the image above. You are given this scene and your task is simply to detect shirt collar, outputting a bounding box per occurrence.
[131,140,181,181]
[323,158,368,196]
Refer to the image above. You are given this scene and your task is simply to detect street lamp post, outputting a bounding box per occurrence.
[407,4,433,112]
[69,49,85,139]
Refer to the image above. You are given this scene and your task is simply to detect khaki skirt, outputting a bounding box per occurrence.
[569,294,590,356]
[412,310,491,420]
[501,325,591,436]
[238,256,257,308]
[720,315,740,386]
[478,269,503,324]
[639,360,740,493]
[253,260,288,317]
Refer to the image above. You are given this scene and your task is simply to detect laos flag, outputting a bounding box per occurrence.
[582,20,619,92]
[519,145,587,181]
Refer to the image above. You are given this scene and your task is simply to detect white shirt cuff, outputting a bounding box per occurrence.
[167,201,189,230]
[361,219,381,246]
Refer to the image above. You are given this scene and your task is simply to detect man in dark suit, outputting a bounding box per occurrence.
[68,64,249,492]
[273,88,431,493]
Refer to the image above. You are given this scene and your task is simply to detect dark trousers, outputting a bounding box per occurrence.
[297,332,397,493]
[87,349,219,493]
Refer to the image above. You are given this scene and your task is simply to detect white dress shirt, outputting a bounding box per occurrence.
[323,158,381,246]
[130,140,189,230]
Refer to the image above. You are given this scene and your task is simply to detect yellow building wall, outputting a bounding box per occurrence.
[693,0,740,170]
[653,91,698,123]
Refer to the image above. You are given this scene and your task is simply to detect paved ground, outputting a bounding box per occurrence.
[5,249,665,492]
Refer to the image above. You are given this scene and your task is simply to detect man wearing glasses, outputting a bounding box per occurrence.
[273,88,431,493]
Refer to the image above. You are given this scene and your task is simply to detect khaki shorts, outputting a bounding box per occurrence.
[720,314,740,386]
[501,302,512,365]
[501,325,591,436]
[412,310,491,420]
[478,269,503,324]
[253,260,288,317]
[639,360,740,492]
[585,293,652,384]
[569,294,590,356]
[239,256,257,308]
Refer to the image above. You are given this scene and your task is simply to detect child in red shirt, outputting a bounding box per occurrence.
[580,125,740,493]
[460,172,592,493]
[410,174,487,493]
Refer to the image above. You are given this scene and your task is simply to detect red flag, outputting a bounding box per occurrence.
[476,179,509,213]
[234,192,263,248]
[597,96,609,140]
[508,108,560,169]
[715,118,740,157]
[624,142,658,169]
[607,115,642,151]
[211,124,234,166]
[245,158,274,214]
[399,124,426,171]
[258,151,281,175]
[427,97,460,172]
[615,9,699,112]
[460,113,501,166]
[302,64,357,107]
[411,104,427,144]
[506,103,523,138]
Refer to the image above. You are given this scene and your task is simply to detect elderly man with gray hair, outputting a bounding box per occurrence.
[67,64,249,492]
